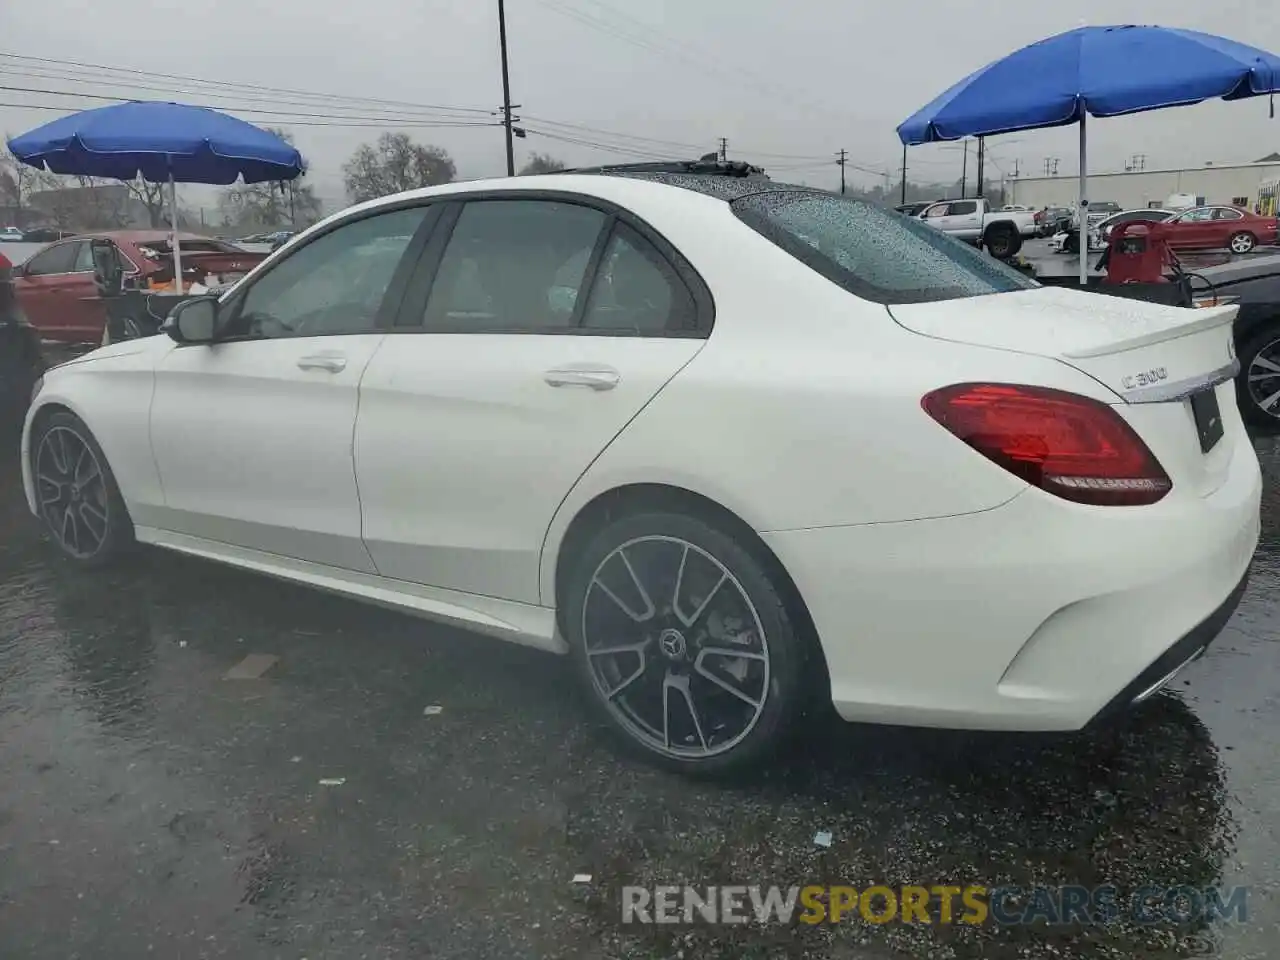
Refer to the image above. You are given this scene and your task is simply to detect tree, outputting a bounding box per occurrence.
[342,133,455,203]
[126,178,167,228]
[216,128,323,231]
[1,142,59,226]
[519,153,567,175]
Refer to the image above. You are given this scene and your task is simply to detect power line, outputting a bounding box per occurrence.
[0,94,500,130]
[0,51,907,175]
[0,65,485,124]
[0,51,494,117]
[531,0,870,127]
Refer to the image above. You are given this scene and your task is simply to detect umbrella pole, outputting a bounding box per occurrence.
[168,175,183,296]
[1077,113,1088,286]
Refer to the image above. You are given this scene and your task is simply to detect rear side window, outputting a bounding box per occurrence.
[732,191,1038,305]
[24,242,79,276]
[948,200,978,215]
[581,222,697,334]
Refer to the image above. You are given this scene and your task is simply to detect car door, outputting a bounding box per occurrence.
[12,240,81,339]
[60,240,113,342]
[939,199,982,240]
[1166,207,1215,248]
[148,203,437,571]
[354,196,709,604]
[1211,207,1246,248]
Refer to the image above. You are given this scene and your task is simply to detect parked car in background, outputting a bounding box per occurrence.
[1162,206,1278,254]
[20,167,1261,774]
[19,227,74,244]
[1095,209,1177,247]
[11,231,269,344]
[1053,208,1178,254]
[1037,206,1073,237]
[1189,252,1280,427]
[0,226,24,242]
[918,197,1036,258]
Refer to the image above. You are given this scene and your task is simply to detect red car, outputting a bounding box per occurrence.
[12,230,267,344]
[1161,205,1279,254]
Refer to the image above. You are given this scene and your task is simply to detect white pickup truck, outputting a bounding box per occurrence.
[915,198,1037,260]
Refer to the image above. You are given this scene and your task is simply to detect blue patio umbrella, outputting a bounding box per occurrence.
[897,25,1280,284]
[8,101,305,292]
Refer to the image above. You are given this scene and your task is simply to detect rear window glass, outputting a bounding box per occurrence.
[731,191,1038,305]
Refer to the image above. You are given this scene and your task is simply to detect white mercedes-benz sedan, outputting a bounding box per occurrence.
[20,164,1262,775]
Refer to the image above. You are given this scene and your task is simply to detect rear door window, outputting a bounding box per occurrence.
[948,200,978,215]
[732,191,1038,305]
[23,242,79,276]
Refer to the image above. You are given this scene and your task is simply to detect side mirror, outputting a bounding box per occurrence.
[162,296,219,344]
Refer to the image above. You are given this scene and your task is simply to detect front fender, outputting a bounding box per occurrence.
[22,358,162,524]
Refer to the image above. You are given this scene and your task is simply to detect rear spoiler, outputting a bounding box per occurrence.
[1061,304,1237,360]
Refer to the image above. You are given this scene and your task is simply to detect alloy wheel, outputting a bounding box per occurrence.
[581,535,771,759]
[1230,233,1256,254]
[35,425,110,559]
[1247,336,1280,421]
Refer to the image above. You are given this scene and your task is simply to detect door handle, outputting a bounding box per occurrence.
[297,354,347,372]
[544,366,620,391]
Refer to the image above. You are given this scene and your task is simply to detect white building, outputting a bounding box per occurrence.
[1007,157,1280,211]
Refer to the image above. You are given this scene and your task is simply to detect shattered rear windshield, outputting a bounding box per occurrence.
[730,191,1039,305]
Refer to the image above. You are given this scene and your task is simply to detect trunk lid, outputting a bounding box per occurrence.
[889,286,1241,498]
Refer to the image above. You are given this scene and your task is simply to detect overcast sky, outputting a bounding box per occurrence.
[3,0,1278,210]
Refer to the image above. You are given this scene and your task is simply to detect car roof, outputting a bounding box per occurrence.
[67,229,215,244]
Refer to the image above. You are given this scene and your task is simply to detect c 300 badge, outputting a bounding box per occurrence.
[1121,367,1168,391]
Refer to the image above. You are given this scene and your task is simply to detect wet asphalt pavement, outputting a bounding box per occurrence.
[1,428,1280,960]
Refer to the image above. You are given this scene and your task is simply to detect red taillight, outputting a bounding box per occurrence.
[921,383,1171,507]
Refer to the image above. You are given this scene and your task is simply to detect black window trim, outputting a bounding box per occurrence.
[389,189,715,339]
[208,199,444,345]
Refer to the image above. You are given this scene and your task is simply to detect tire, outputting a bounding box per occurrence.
[1236,324,1280,428]
[984,224,1021,260]
[1062,231,1080,255]
[29,411,135,565]
[563,509,813,776]
[1229,232,1257,255]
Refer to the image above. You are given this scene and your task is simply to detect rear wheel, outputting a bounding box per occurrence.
[1238,324,1280,428]
[1229,232,1257,255]
[563,509,811,776]
[30,411,135,564]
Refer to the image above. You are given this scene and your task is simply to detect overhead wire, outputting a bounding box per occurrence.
[0,51,910,174]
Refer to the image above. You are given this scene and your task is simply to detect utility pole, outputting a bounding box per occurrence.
[836,149,848,195]
[960,139,969,198]
[497,0,515,176]
[718,137,728,162]
[975,137,985,199]
[1012,158,1020,178]
[900,145,907,204]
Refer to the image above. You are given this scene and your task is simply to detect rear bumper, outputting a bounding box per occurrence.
[1085,566,1249,728]
[762,431,1261,732]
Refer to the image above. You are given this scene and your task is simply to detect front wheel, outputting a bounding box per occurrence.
[1229,232,1257,255]
[564,510,812,776]
[30,411,135,564]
